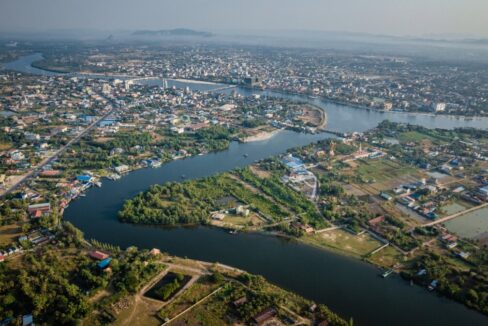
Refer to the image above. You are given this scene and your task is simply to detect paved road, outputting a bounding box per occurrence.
[422,202,488,227]
[0,102,117,198]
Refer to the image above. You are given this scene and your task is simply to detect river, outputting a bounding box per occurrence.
[3,54,488,326]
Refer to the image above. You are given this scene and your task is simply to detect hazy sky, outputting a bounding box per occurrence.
[1,0,487,37]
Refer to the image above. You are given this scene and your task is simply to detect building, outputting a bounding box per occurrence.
[236,205,250,217]
[89,250,110,260]
[252,307,276,325]
[243,77,260,87]
[98,257,112,269]
[433,102,446,112]
[368,215,385,227]
[22,314,34,326]
[478,185,488,200]
[380,192,393,201]
[27,203,51,218]
[383,102,393,111]
[114,165,130,174]
[102,83,112,95]
[76,175,93,184]
[211,212,226,221]
[124,80,134,91]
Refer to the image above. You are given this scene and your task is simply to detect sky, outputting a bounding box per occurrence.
[0,0,487,37]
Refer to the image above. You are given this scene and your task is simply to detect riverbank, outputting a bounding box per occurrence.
[300,104,327,129]
[169,78,221,85]
[235,84,488,119]
[241,128,282,142]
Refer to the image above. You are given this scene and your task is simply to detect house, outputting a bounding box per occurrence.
[441,234,458,248]
[0,255,4,263]
[150,248,161,256]
[170,126,185,134]
[478,186,488,200]
[27,203,51,218]
[40,170,62,177]
[232,296,247,307]
[89,250,109,260]
[76,175,93,184]
[458,252,471,260]
[22,314,34,326]
[98,257,112,269]
[253,307,277,325]
[211,212,226,221]
[380,192,393,201]
[185,122,208,132]
[236,205,250,217]
[114,165,130,174]
[368,215,385,227]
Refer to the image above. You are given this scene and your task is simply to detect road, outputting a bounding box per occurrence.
[422,202,488,227]
[0,100,118,198]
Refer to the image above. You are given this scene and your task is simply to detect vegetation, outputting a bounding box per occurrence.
[237,167,326,228]
[118,173,288,225]
[150,272,186,301]
[402,253,488,315]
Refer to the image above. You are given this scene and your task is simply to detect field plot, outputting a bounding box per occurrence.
[304,229,383,257]
[0,224,22,246]
[367,245,404,268]
[354,159,420,185]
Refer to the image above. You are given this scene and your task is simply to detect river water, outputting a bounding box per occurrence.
[3,54,488,326]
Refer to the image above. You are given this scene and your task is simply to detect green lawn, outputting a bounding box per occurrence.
[398,131,435,143]
[0,224,23,247]
[367,245,403,268]
[303,229,383,257]
[355,159,417,183]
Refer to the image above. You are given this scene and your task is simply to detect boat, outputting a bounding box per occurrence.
[229,230,238,234]
[243,153,249,158]
[428,280,438,291]
[95,181,102,187]
[181,174,186,179]
[381,269,393,278]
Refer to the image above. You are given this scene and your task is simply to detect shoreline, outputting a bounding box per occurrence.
[240,128,283,143]
[169,78,222,86]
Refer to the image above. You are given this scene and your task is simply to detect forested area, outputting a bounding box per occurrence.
[118,173,289,225]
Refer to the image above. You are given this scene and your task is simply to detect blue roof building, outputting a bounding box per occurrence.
[76,175,93,183]
[98,257,112,269]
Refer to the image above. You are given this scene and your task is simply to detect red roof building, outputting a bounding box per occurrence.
[368,215,385,227]
[89,250,109,260]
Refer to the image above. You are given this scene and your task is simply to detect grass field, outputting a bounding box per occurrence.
[0,224,22,247]
[367,245,403,268]
[303,229,383,258]
[355,159,418,183]
[159,276,223,321]
[398,131,435,143]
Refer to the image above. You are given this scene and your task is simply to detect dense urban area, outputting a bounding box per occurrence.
[0,38,487,326]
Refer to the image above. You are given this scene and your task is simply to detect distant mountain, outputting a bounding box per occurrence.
[132,28,213,38]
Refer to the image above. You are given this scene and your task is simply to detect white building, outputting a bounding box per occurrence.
[433,102,446,112]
